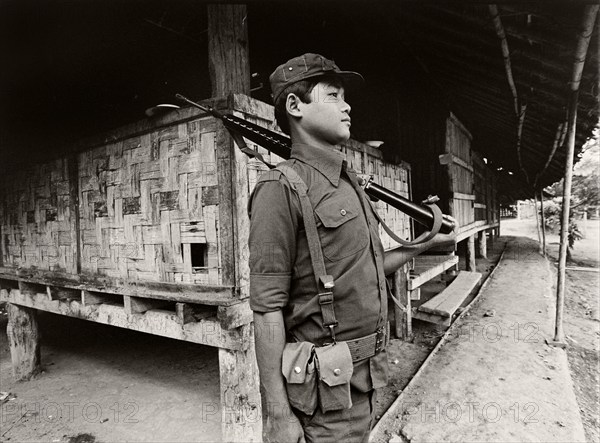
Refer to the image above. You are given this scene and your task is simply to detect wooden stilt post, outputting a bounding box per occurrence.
[466,235,476,271]
[207,5,261,440]
[218,325,261,442]
[393,265,411,340]
[6,304,41,380]
[551,4,598,347]
[477,230,487,259]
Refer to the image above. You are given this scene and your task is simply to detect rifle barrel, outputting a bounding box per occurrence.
[364,181,455,234]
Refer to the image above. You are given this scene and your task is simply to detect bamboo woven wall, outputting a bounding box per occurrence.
[0,159,78,273]
[342,140,412,249]
[77,118,221,283]
[446,114,475,228]
[0,94,412,284]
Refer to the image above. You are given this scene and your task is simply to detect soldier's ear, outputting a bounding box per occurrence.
[286,93,303,118]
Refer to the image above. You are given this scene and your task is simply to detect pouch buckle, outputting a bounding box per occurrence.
[327,324,337,345]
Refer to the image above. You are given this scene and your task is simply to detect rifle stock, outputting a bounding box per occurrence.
[175,94,455,235]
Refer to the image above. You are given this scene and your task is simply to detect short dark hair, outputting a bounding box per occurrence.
[273,75,343,135]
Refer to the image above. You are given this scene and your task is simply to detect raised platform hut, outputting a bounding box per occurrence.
[0,93,412,441]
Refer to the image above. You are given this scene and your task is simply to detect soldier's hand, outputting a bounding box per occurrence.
[264,411,305,443]
[442,214,458,234]
[434,215,458,247]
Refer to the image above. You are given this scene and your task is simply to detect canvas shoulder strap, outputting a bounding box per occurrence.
[277,164,339,342]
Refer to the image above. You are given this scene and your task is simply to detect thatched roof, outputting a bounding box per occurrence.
[1,2,597,199]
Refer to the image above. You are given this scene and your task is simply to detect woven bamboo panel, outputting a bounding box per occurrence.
[341,141,412,250]
[78,116,222,284]
[0,94,413,286]
[446,115,475,227]
[0,159,78,273]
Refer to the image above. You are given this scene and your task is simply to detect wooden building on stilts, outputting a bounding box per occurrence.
[0,3,597,441]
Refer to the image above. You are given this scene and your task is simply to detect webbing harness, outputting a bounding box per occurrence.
[277,165,339,343]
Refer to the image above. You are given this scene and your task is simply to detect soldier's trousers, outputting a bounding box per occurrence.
[293,388,377,443]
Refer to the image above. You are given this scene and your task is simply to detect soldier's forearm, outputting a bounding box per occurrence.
[253,310,292,417]
[383,232,457,275]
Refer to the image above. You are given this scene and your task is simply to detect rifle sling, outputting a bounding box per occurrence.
[369,200,444,246]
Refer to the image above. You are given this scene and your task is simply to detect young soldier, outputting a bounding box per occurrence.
[249,53,456,443]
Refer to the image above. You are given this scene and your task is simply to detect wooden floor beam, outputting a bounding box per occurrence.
[2,290,250,351]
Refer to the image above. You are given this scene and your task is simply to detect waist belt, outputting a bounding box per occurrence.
[344,323,389,363]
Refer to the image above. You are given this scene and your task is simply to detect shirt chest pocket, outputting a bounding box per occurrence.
[314,195,369,261]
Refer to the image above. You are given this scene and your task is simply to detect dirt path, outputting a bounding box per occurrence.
[371,235,587,442]
[375,237,507,419]
[503,217,600,443]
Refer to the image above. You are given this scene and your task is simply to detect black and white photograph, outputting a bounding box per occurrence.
[0,1,598,442]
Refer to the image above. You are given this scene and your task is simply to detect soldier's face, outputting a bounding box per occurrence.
[299,81,352,146]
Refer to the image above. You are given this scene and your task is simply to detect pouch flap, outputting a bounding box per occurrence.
[315,342,353,387]
[282,342,315,384]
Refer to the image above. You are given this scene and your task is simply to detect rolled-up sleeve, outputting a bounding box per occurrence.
[248,175,299,312]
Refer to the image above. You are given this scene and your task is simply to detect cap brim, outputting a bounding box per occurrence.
[271,70,365,103]
[318,70,364,90]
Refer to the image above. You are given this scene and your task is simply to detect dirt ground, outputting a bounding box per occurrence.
[0,315,222,442]
[375,235,507,419]
[1,218,597,442]
[502,217,600,443]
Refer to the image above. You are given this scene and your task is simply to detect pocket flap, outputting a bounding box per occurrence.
[315,342,353,387]
[315,199,359,228]
[282,342,315,384]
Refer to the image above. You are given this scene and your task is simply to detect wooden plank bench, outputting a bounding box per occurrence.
[392,253,459,338]
[408,254,460,296]
[412,270,482,327]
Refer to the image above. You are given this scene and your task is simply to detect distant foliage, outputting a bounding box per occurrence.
[542,199,562,233]
[541,197,583,260]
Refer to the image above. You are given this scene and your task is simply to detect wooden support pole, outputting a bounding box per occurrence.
[393,266,411,340]
[207,8,259,440]
[207,4,251,294]
[477,230,487,259]
[207,4,251,97]
[6,304,41,380]
[218,324,261,442]
[553,4,599,345]
[489,4,529,184]
[540,190,547,256]
[534,192,544,255]
[466,235,476,272]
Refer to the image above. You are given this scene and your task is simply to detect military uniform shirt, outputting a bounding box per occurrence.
[248,142,389,391]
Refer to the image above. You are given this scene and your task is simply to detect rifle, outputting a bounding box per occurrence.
[175,94,455,237]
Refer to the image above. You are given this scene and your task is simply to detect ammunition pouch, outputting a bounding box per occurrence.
[282,341,354,414]
[282,342,318,415]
